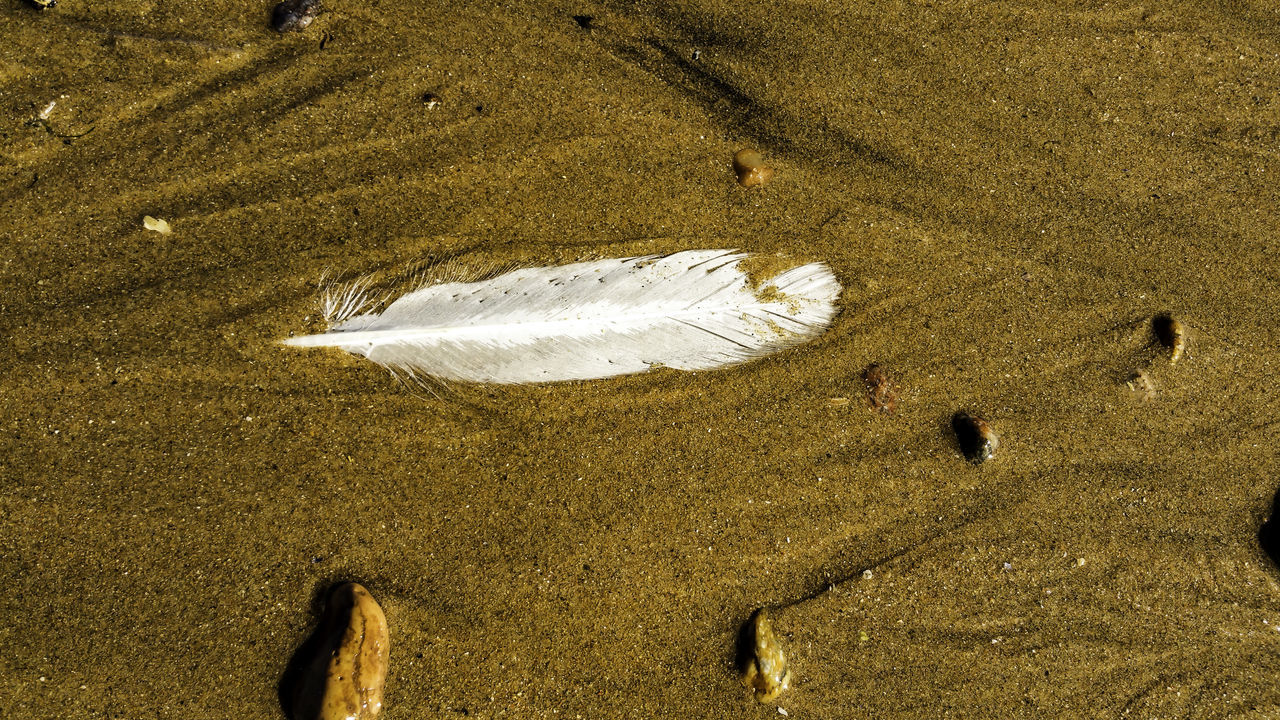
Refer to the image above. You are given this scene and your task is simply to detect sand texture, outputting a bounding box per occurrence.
[3,1,1280,717]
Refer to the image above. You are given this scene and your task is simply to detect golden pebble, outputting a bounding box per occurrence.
[292,583,390,720]
[733,148,774,188]
[952,410,998,464]
[826,396,850,408]
[740,608,791,703]
[1152,313,1186,364]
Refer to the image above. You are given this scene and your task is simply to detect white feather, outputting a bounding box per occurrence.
[284,249,840,384]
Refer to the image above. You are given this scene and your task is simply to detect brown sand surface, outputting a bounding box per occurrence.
[4,1,1280,717]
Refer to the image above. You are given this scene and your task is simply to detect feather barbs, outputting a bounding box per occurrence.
[285,250,840,384]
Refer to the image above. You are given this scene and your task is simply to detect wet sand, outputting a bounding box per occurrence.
[3,1,1280,717]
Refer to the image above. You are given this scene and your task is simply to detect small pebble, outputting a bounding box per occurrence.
[272,0,322,33]
[421,92,442,110]
[142,216,171,234]
[952,410,998,464]
[740,609,791,703]
[863,363,898,414]
[733,148,774,188]
[1152,313,1186,364]
[1125,368,1155,401]
[290,583,390,720]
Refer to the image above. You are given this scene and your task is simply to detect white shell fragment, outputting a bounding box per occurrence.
[740,608,792,703]
[143,216,172,234]
[1125,368,1156,401]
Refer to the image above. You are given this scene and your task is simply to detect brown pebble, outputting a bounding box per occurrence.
[272,0,321,32]
[952,410,997,464]
[863,363,898,413]
[733,148,774,187]
[1152,313,1186,364]
[291,583,389,720]
[739,608,791,703]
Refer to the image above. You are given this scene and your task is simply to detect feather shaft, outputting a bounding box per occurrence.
[284,249,840,384]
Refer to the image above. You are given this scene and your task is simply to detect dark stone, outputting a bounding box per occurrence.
[272,0,322,33]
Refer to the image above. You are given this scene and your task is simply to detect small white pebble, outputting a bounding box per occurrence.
[777,708,788,716]
[861,569,873,579]
[1002,562,1013,571]
[143,216,172,234]
[1075,557,1086,568]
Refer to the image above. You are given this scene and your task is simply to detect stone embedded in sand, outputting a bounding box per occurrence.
[1125,368,1156,401]
[952,410,998,464]
[272,0,322,32]
[863,363,898,414]
[733,148,774,188]
[1152,313,1186,365]
[740,608,791,703]
[291,583,390,720]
